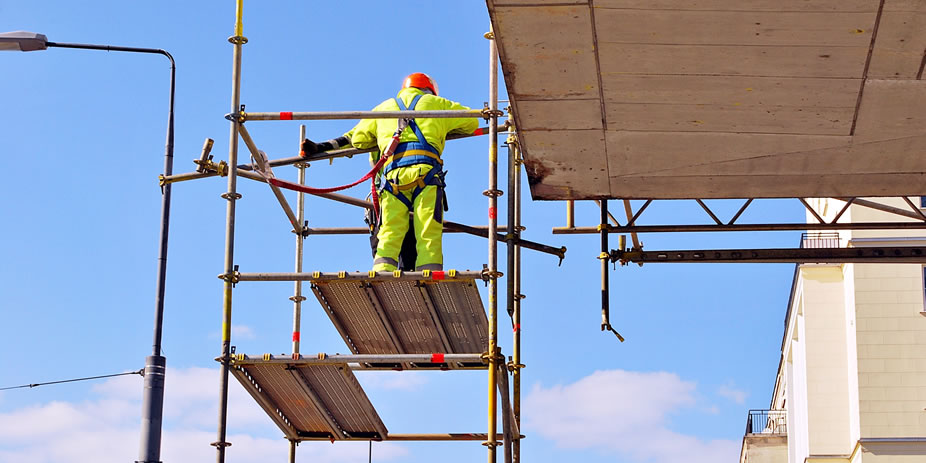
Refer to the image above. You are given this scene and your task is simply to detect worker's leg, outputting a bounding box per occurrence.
[373,191,412,271]
[398,214,418,271]
[413,184,443,271]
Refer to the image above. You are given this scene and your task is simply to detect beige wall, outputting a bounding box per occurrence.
[852,263,926,439]
[740,435,787,463]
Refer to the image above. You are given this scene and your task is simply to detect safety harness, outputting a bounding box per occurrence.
[378,95,446,214]
[264,94,448,221]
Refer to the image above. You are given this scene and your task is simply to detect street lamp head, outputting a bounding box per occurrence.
[0,31,48,51]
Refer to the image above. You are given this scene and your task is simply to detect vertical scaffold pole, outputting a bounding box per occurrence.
[507,113,523,463]
[292,125,307,355]
[600,200,609,331]
[215,1,245,461]
[485,25,500,463]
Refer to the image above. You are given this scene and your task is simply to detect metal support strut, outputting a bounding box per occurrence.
[600,201,624,342]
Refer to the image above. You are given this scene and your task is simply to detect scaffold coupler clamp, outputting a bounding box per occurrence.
[297,220,309,238]
[227,34,248,45]
[507,357,526,372]
[211,440,232,449]
[481,103,504,121]
[480,264,503,283]
[225,104,247,123]
[557,246,567,266]
[195,138,215,173]
[481,347,504,364]
[218,265,240,287]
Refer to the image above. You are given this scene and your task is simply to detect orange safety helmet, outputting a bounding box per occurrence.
[402,72,438,96]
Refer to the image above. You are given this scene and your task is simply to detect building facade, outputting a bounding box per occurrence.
[740,198,926,463]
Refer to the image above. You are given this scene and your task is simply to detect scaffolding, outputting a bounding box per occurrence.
[158,2,565,462]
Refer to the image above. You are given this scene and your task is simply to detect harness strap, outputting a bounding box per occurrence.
[385,95,442,174]
[380,167,445,211]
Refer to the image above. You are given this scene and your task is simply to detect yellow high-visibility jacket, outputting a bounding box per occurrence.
[345,87,479,163]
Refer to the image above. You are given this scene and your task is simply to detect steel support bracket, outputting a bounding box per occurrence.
[609,248,639,266]
[602,323,626,343]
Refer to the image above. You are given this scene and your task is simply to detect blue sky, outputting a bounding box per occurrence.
[1,2,804,462]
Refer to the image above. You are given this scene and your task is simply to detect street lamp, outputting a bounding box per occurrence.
[1,30,175,463]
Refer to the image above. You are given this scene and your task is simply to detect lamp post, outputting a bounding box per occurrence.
[1,30,175,463]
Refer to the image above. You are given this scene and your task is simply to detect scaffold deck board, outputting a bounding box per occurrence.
[230,361,387,441]
[488,0,926,199]
[311,277,489,362]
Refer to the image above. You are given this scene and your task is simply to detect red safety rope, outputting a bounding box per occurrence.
[268,120,410,220]
[268,123,486,218]
[268,155,389,195]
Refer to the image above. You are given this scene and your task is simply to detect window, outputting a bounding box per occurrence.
[920,196,926,208]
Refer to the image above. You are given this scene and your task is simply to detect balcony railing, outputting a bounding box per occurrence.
[745,409,788,435]
[801,232,841,249]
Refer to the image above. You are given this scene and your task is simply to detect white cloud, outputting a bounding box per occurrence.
[209,324,258,340]
[0,366,407,463]
[524,369,739,463]
[233,325,257,340]
[355,371,428,391]
[716,382,748,405]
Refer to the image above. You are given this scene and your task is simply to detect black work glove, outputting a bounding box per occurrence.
[300,138,318,158]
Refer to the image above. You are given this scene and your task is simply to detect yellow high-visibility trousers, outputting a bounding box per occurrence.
[372,165,443,272]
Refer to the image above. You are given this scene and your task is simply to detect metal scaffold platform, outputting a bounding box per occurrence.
[229,350,515,443]
[309,272,489,359]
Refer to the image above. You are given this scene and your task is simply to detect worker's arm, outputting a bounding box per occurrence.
[299,135,351,157]
[442,98,480,137]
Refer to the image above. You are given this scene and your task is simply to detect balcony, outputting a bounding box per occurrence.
[740,410,788,463]
[746,409,788,435]
[801,232,841,249]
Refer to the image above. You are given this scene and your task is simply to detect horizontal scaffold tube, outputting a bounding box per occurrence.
[233,270,485,282]
[553,222,926,234]
[304,225,508,235]
[160,125,505,185]
[242,109,486,121]
[292,433,514,442]
[385,433,516,442]
[231,353,485,365]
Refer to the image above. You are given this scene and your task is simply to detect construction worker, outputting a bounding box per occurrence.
[300,73,478,271]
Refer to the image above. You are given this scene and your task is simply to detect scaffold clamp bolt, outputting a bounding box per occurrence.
[482,188,504,197]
